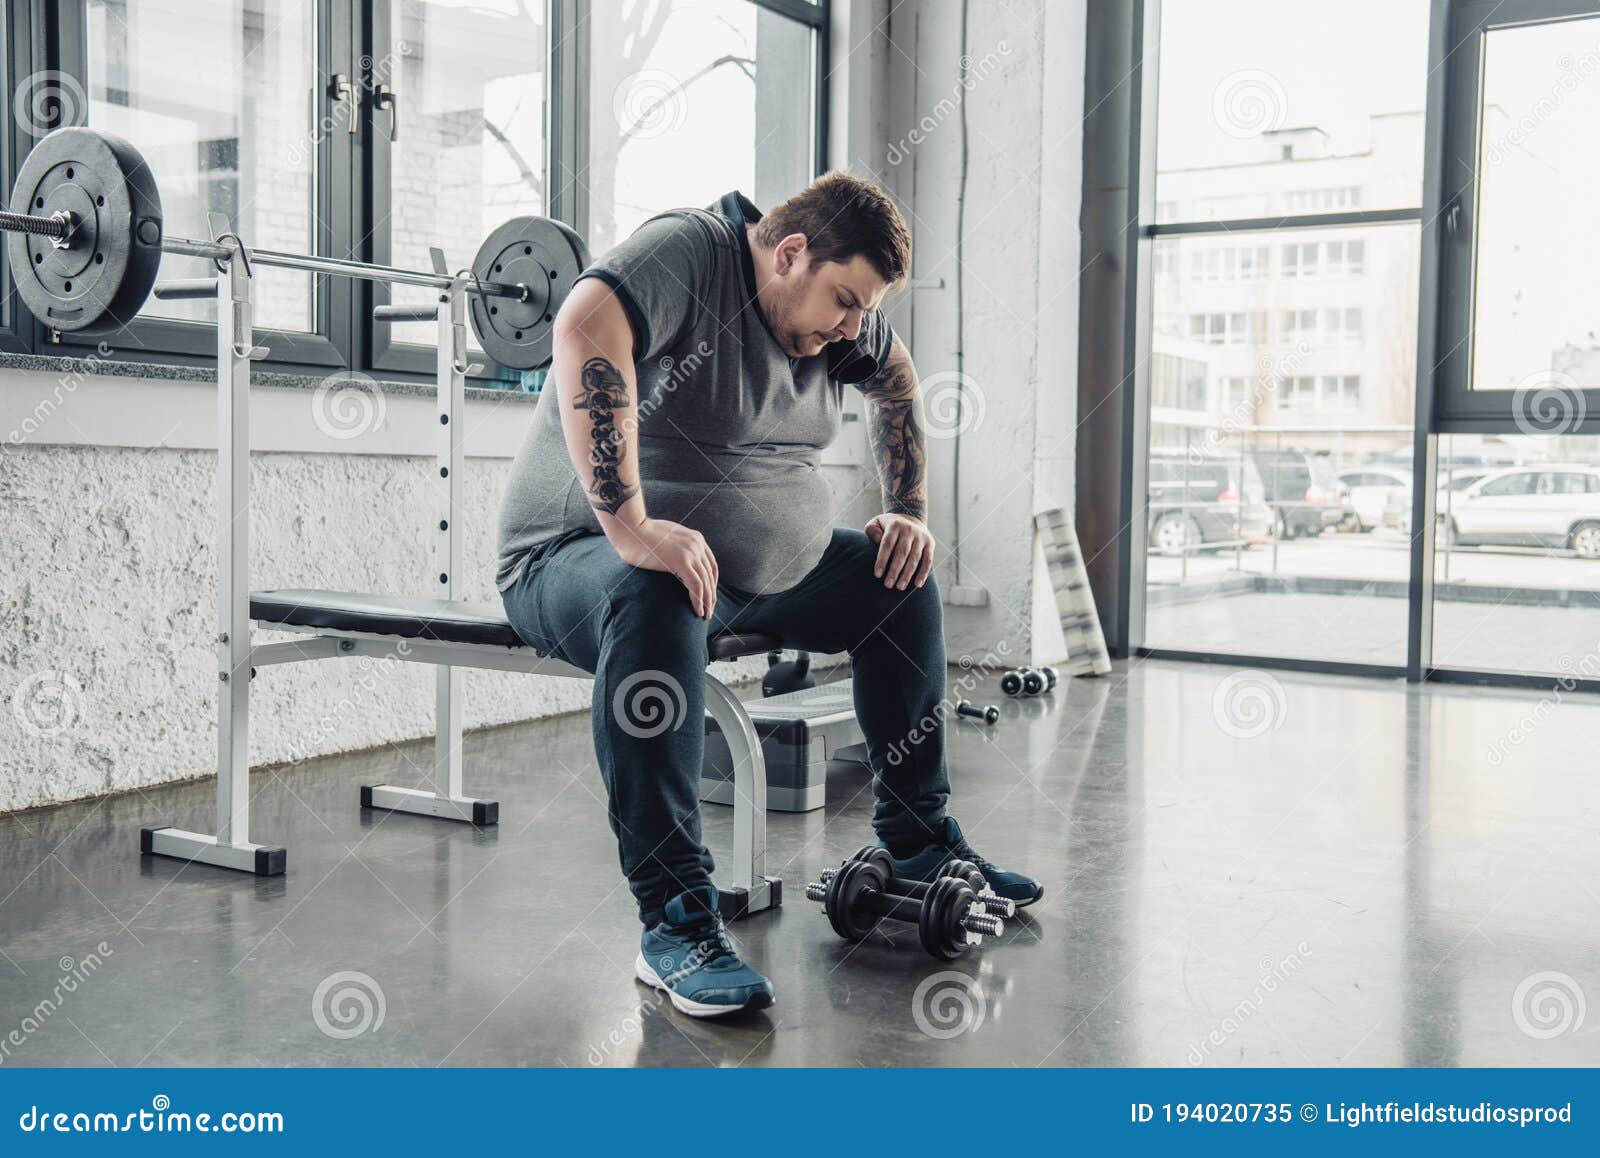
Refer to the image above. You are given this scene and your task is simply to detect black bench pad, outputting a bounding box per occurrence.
[249,589,781,662]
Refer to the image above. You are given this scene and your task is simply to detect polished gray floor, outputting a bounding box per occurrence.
[2,659,1598,1067]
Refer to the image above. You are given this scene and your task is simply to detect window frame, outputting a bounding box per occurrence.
[362,0,558,381]
[1119,0,1431,682]
[6,0,830,384]
[1434,0,1600,432]
[1,0,36,354]
[45,0,358,373]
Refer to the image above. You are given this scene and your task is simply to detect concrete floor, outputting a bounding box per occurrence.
[2,660,1598,1067]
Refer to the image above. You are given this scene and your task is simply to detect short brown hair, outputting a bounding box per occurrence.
[754,170,911,287]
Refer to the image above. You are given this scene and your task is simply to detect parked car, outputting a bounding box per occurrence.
[1337,467,1411,532]
[1247,449,1352,539]
[1382,469,1486,534]
[1439,465,1600,557]
[1147,451,1273,554]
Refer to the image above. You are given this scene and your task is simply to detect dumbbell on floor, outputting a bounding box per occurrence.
[819,845,1016,918]
[955,699,999,725]
[805,858,1003,960]
[1000,665,1058,697]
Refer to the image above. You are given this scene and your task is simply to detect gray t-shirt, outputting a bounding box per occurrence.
[495,191,895,596]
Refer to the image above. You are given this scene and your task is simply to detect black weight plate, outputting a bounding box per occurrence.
[826,859,887,943]
[852,846,896,884]
[918,876,971,960]
[6,127,162,334]
[549,217,590,271]
[939,857,986,895]
[468,216,584,370]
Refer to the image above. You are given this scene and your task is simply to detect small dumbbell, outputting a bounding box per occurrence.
[805,858,1002,959]
[955,699,999,725]
[1000,667,1041,696]
[819,846,1016,918]
[1000,666,1058,697]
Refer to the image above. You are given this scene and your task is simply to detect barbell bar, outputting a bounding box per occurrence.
[1,126,586,369]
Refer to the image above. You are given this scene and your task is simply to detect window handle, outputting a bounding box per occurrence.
[374,84,399,143]
[1443,192,1462,239]
[328,73,358,135]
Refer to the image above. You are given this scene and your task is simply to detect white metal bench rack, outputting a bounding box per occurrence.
[137,240,783,921]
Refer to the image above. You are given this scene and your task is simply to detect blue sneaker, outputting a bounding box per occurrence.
[884,817,1044,908]
[636,884,775,1018]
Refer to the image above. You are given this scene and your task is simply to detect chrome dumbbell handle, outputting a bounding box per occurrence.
[959,912,1004,937]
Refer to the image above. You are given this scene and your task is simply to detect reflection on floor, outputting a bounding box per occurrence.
[2,660,1597,1066]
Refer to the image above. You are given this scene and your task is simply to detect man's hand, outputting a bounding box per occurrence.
[611,517,720,619]
[865,513,935,590]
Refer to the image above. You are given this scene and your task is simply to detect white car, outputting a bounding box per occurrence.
[1382,470,1487,534]
[1440,464,1600,558]
[1337,467,1411,532]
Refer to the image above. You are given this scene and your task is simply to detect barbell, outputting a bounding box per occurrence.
[0,127,586,370]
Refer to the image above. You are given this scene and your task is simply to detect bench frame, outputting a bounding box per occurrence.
[138,239,781,921]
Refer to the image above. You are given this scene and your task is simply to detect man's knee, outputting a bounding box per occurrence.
[842,530,940,604]
[605,566,706,649]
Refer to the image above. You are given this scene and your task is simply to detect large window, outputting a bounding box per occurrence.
[371,0,548,366]
[1127,0,1600,692]
[585,0,820,257]
[1437,1,1600,426]
[5,0,825,384]
[1431,436,1600,678]
[1137,0,1428,667]
[1423,1,1600,681]
[1150,1,1426,226]
[1467,15,1600,395]
[85,0,321,334]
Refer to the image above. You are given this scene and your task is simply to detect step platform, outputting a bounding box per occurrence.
[701,679,869,813]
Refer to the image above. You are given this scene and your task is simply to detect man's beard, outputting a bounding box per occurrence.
[765,279,814,357]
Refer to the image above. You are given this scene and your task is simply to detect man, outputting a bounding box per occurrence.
[496,172,1041,1019]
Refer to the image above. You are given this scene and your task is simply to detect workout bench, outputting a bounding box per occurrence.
[129,215,784,920]
[0,126,786,920]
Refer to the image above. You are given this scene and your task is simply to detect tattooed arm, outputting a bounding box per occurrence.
[858,336,935,590]
[549,278,719,618]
